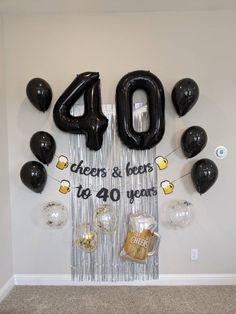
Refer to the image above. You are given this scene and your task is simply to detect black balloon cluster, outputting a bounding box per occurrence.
[20,78,55,193]
[20,72,219,196]
[172,78,218,194]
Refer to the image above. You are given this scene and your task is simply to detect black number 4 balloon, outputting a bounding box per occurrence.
[53,72,108,151]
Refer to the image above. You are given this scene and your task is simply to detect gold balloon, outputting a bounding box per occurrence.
[75,223,97,253]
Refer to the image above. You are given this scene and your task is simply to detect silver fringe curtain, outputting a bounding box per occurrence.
[70,104,159,281]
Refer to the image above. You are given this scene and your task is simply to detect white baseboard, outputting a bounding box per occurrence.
[0,277,15,303]
[14,274,236,286]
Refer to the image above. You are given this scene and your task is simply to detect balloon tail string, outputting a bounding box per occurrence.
[37,103,54,133]
[165,146,180,158]
[172,172,191,183]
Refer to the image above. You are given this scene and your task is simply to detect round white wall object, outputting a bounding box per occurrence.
[215,146,228,159]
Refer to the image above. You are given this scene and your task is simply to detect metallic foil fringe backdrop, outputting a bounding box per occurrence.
[70,104,159,281]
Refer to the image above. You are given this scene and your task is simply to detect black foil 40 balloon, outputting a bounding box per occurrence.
[116,70,165,150]
[181,126,207,158]
[191,158,218,194]
[30,131,56,165]
[53,72,108,151]
[20,161,47,193]
[172,78,199,117]
[26,78,52,112]
[80,79,109,150]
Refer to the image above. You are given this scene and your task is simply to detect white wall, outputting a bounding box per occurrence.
[0,15,13,288]
[2,10,236,276]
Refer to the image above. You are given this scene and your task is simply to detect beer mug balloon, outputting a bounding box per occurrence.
[121,213,160,263]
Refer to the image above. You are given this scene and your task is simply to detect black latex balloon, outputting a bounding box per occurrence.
[20,161,47,193]
[191,158,218,194]
[116,70,165,150]
[30,131,56,165]
[171,78,199,117]
[26,78,52,112]
[53,72,108,151]
[181,126,207,158]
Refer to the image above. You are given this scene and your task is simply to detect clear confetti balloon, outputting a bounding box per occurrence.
[42,201,68,229]
[75,223,98,253]
[166,200,193,228]
[95,204,117,233]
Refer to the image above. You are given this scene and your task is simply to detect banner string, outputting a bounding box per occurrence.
[47,174,61,184]
[172,172,191,183]
[165,146,181,158]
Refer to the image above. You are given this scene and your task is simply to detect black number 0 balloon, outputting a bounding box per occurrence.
[53,72,108,151]
[116,70,165,150]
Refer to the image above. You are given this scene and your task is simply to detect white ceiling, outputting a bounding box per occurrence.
[0,0,236,14]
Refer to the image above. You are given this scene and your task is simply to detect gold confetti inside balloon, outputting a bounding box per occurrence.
[95,204,117,233]
[75,223,98,253]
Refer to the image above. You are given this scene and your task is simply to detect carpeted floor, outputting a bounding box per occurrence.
[0,286,236,314]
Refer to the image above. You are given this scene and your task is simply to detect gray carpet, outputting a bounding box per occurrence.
[0,286,236,314]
